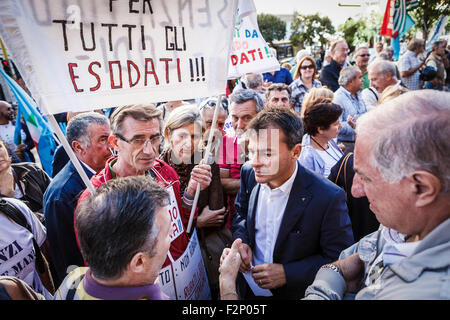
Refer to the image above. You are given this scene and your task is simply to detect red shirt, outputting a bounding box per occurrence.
[76,156,194,267]
[218,134,246,229]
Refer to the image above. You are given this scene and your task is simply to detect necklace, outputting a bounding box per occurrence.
[310,136,341,162]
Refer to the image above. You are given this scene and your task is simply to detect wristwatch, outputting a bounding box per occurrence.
[321,264,343,276]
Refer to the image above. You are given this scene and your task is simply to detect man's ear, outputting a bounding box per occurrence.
[292,143,302,159]
[128,252,146,274]
[409,171,442,207]
[72,140,84,155]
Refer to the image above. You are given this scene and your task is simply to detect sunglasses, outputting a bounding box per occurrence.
[199,98,229,114]
[300,65,314,70]
[358,54,370,57]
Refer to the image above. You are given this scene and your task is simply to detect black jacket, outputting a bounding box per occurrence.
[4,162,52,214]
[319,59,343,92]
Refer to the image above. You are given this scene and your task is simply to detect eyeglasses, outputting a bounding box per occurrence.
[357,54,370,57]
[116,133,162,149]
[300,65,314,70]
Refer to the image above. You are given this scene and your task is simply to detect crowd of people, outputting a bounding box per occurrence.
[0,37,449,301]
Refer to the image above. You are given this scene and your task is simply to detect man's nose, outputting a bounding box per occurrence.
[142,139,155,155]
[249,153,261,168]
[237,118,246,130]
[351,174,366,198]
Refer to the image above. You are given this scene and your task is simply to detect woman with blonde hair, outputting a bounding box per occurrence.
[289,56,322,114]
[160,104,230,300]
[300,87,334,117]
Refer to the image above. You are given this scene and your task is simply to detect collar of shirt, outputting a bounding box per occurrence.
[83,269,168,300]
[381,227,422,267]
[79,159,97,175]
[261,161,298,195]
[254,162,298,265]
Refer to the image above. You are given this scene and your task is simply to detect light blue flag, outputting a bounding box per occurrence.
[392,13,415,60]
[426,16,448,51]
[0,69,57,175]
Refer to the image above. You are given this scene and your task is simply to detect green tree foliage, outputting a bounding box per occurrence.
[338,12,382,49]
[257,13,286,46]
[289,12,335,48]
[407,0,449,40]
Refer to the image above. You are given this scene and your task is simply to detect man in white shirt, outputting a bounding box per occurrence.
[398,38,425,90]
[232,107,353,299]
[0,101,27,161]
[362,60,403,110]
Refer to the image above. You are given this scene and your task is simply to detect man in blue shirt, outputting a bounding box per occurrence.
[333,66,367,153]
[263,48,293,85]
[263,67,293,86]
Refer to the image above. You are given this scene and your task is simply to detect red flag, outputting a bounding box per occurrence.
[380,0,395,37]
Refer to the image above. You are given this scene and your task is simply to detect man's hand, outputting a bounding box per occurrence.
[333,253,365,293]
[252,263,286,289]
[347,115,358,129]
[196,206,226,228]
[237,243,252,273]
[219,238,242,282]
[219,238,242,300]
[185,163,212,196]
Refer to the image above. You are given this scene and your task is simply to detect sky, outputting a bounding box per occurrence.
[253,0,387,27]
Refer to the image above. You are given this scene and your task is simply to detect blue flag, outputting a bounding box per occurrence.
[0,69,57,175]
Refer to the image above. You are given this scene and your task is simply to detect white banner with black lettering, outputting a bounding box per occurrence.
[0,0,238,115]
[158,229,211,300]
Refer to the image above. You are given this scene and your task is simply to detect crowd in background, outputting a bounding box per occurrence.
[0,36,449,301]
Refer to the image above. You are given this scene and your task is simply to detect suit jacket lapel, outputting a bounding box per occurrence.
[274,165,312,254]
[247,183,261,247]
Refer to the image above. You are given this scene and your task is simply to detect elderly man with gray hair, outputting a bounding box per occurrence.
[43,112,112,287]
[362,60,403,110]
[332,66,367,153]
[304,90,450,300]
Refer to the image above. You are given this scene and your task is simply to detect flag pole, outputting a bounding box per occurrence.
[47,114,96,194]
[186,94,223,234]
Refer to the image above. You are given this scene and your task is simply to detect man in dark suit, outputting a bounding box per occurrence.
[232,107,354,299]
[319,39,349,92]
[43,112,112,287]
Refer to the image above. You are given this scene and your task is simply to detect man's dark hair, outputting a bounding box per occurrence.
[66,112,109,148]
[247,106,303,150]
[229,88,264,112]
[75,176,169,280]
[303,98,343,136]
[265,83,292,101]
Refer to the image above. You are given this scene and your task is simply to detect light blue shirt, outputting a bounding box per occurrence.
[333,87,367,142]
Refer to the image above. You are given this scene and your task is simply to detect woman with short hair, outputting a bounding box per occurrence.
[299,98,344,178]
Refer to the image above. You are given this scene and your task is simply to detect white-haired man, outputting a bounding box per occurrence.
[333,66,367,153]
[304,90,450,300]
[361,60,403,109]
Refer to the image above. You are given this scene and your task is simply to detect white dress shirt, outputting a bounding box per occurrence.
[253,162,298,266]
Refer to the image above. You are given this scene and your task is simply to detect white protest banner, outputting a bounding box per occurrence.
[158,230,211,300]
[0,0,238,115]
[227,0,279,79]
